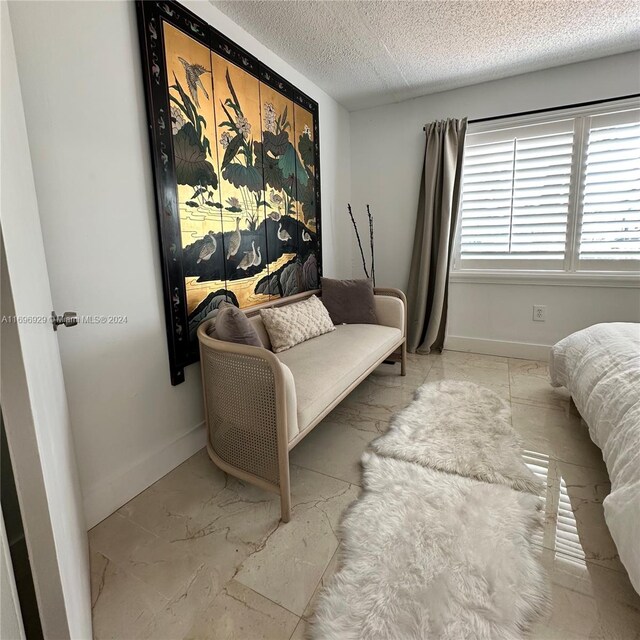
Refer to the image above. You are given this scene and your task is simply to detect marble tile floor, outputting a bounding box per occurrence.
[90,350,640,639]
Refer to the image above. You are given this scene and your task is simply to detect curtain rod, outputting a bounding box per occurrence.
[422,93,640,130]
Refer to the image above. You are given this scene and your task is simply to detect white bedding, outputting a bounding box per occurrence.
[550,322,640,593]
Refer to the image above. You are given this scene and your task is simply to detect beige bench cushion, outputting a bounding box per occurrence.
[275,323,402,435]
[247,293,404,351]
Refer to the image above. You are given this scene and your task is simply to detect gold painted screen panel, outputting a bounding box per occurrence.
[163,23,320,325]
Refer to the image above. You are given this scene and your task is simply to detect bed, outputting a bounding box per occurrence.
[550,322,640,593]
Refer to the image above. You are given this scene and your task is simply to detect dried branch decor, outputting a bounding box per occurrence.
[347,203,376,285]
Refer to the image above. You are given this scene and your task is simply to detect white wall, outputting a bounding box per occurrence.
[446,282,640,359]
[9,0,352,528]
[350,52,640,356]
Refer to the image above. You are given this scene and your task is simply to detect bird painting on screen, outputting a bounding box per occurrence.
[178,57,210,107]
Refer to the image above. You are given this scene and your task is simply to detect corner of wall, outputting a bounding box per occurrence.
[83,421,206,529]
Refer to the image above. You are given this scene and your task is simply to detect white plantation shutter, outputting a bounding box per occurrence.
[459,120,574,268]
[454,102,640,275]
[578,109,640,266]
[461,140,513,256]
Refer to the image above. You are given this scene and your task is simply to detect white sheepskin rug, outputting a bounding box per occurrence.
[310,381,550,640]
[372,380,543,495]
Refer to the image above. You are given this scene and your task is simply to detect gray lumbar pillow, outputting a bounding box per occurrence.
[321,277,378,325]
[213,302,263,347]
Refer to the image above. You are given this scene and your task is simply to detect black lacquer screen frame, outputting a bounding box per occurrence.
[136,1,321,384]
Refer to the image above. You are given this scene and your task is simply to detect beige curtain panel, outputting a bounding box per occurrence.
[407,118,468,354]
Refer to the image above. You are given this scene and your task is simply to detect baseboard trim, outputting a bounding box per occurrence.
[83,421,206,529]
[444,336,552,361]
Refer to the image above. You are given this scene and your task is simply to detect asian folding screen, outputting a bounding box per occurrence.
[137,1,321,384]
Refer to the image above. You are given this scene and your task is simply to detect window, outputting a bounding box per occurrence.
[454,103,640,277]
[580,110,640,265]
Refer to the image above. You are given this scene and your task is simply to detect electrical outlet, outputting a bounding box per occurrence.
[533,305,547,322]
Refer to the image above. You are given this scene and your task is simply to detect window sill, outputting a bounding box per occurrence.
[449,270,640,288]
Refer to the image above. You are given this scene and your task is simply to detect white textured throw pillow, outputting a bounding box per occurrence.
[260,295,335,353]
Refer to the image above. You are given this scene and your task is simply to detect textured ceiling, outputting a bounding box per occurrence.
[212,0,640,111]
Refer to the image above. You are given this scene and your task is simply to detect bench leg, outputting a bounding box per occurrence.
[401,341,407,376]
[280,491,291,523]
[280,483,291,523]
[278,451,292,523]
